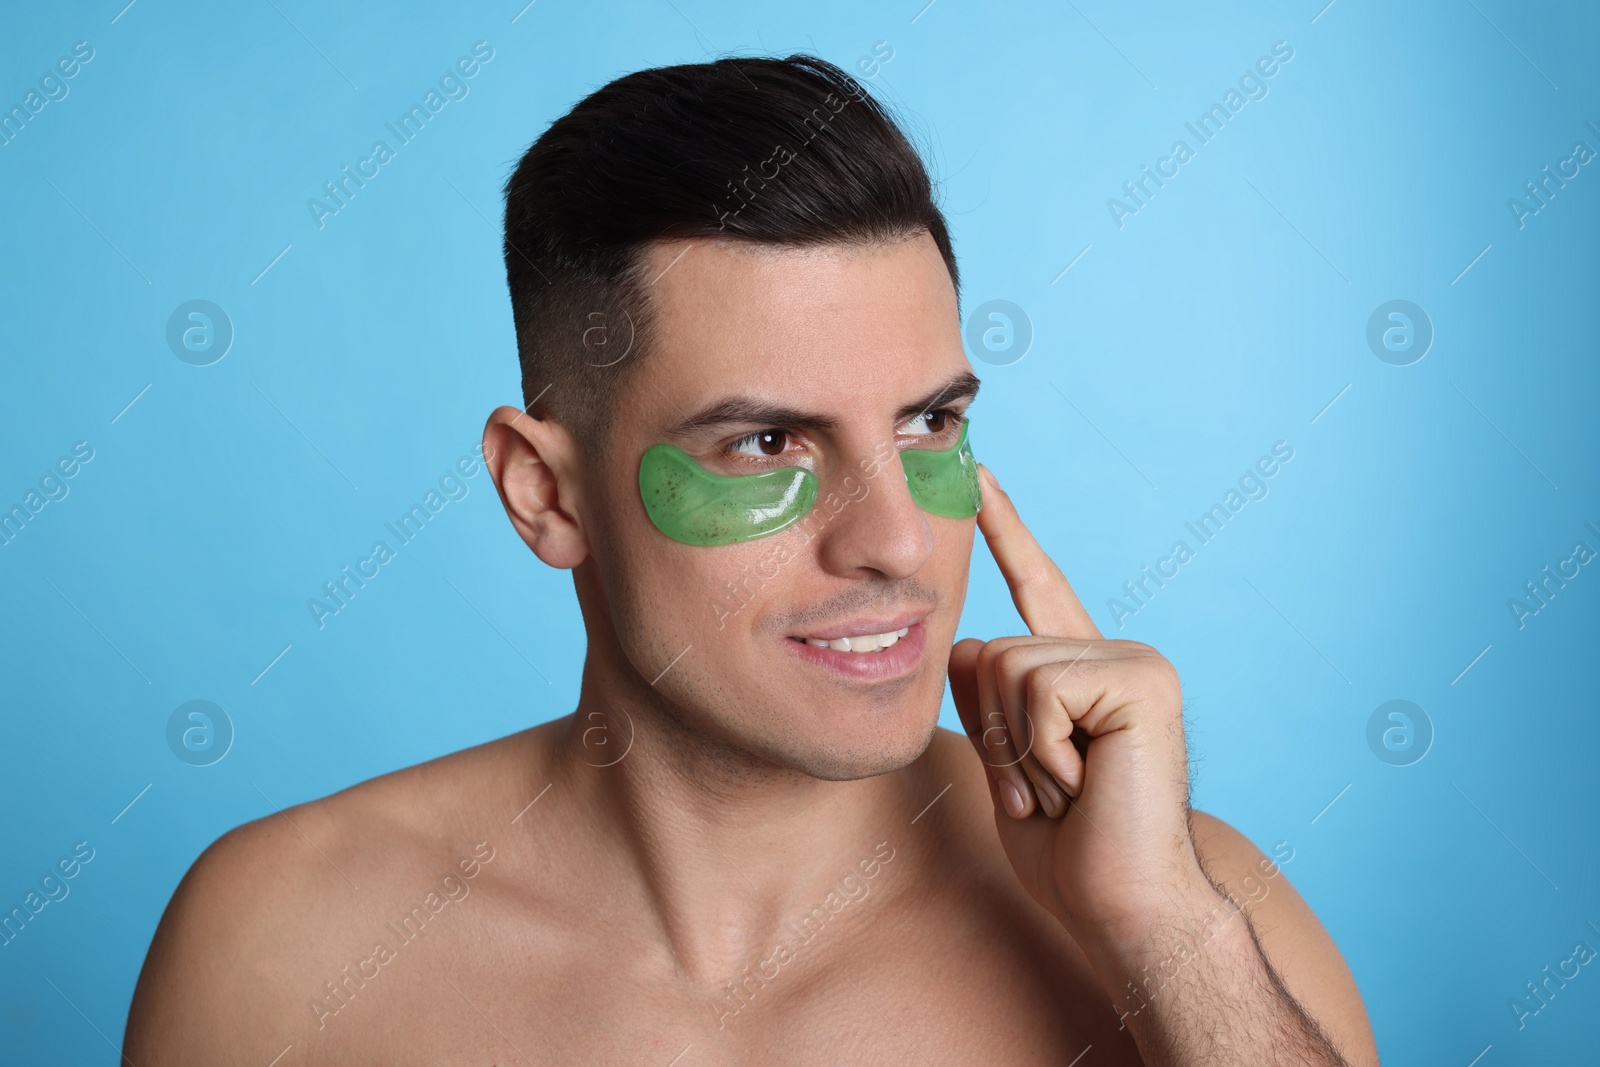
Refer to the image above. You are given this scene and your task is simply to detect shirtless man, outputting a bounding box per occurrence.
[125,54,1379,1065]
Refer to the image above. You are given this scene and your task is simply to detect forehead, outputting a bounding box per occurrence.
[627,232,965,420]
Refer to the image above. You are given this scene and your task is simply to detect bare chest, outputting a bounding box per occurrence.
[291,888,1147,1066]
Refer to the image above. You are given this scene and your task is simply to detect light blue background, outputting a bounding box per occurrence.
[2,0,1596,1062]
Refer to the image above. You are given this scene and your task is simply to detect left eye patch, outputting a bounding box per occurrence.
[638,418,980,546]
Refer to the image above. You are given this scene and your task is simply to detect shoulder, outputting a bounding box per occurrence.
[123,797,365,1063]
[123,726,551,1064]
[1188,809,1380,1067]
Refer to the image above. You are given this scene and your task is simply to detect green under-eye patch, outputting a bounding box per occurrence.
[639,417,981,546]
[637,440,818,546]
[902,417,982,519]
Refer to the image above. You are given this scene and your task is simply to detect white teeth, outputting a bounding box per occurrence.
[802,626,912,653]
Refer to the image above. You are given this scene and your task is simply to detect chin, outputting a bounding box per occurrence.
[783,705,941,782]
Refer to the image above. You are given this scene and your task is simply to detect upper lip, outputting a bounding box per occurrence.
[791,610,931,641]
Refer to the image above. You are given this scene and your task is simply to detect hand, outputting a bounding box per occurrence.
[949,464,1210,942]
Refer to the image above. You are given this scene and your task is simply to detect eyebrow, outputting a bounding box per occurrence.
[662,370,983,443]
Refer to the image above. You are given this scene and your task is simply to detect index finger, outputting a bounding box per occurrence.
[975,463,1103,640]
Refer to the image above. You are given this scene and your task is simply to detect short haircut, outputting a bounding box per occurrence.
[501,53,960,460]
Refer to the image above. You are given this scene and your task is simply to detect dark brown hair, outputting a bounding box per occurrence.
[502,53,959,458]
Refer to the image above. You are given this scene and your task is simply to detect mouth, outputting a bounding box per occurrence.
[783,613,931,682]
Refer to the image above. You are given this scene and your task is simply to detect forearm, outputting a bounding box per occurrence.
[1075,879,1351,1067]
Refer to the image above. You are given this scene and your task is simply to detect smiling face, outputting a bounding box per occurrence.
[576,230,979,781]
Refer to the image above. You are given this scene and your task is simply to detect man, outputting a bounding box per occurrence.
[125,55,1378,1064]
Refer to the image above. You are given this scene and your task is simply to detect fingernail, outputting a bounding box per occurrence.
[1037,776,1063,818]
[980,465,999,491]
[999,777,1024,818]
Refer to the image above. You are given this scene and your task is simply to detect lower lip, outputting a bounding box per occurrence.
[783,618,929,683]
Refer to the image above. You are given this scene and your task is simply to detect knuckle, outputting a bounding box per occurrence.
[975,635,1027,671]
[1005,565,1047,596]
[992,643,1030,677]
[1025,664,1055,703]
[1141,655,1183,701]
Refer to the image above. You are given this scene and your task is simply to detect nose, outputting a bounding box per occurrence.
[809,438,937,581]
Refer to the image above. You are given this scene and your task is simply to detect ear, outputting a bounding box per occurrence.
[482,405,590,569]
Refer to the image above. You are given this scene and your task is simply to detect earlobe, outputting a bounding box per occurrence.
[482,405,590,569]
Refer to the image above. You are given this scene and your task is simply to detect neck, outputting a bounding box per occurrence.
[553,644,923,989]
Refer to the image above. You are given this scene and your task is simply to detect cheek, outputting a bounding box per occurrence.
[608,498,782,649]
[930,523,975,639]
[934,514,977,585]
[699,537,809,643]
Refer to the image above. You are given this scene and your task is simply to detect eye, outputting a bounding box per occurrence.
[899,407,965,440]
[725,428,799,466]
